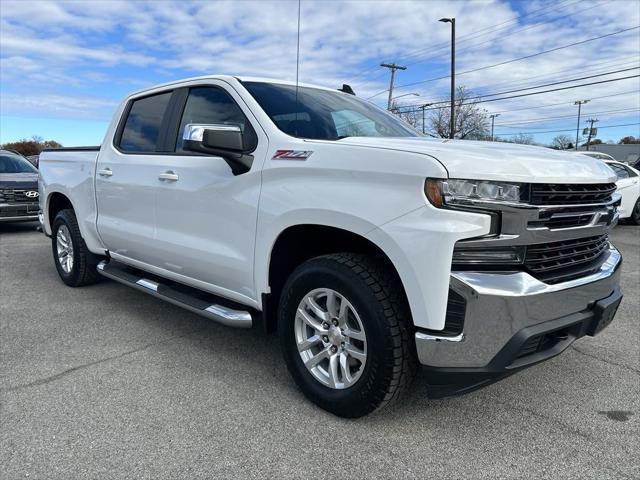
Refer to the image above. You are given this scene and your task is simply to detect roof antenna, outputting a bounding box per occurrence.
[294,0,301,137]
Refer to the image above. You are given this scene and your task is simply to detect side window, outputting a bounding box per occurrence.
[119,92,172,153]
[610,164,629,180]
[624,165,638,178]
[176,87,252,151]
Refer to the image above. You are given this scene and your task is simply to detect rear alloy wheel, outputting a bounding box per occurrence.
[56,225,74,274]
[279,253,417,418]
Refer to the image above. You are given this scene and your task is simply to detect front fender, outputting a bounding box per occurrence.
[253,209,380,299]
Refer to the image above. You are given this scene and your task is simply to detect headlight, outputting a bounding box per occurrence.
[425,178,521,207]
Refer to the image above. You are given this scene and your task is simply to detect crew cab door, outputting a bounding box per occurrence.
[152,82,267,304]
[95,90,174,265]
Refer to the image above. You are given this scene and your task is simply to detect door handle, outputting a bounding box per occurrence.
[158,171,179,182]
[98,168,112,177]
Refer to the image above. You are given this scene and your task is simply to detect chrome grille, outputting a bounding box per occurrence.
[524,234,610,284]
[529,183,616,205]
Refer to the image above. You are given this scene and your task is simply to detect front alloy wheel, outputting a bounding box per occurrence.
[279,253,417,418]
[295,288,367,389]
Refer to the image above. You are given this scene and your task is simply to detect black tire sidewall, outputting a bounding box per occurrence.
[631,198,640,224]
[279,259,401,417]
[51,210,81,286]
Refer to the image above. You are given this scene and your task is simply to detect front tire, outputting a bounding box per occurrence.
[51,209,101,287]
[278,253,417,418]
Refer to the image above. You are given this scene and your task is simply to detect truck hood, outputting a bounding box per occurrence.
[0,172,38,190]
[338,137,617,184]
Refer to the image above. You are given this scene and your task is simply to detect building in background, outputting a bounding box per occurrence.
[578,144,640,164]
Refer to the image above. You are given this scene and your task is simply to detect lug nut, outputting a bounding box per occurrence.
[332,319,339,326]
[322,335,329,342]
[330,346,338,354]
[322,322,330,329]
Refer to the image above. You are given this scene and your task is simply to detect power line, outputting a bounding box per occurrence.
[399,0,580,66]
[347,0,579,85]
[487,89,640,115]
[394,74,640,114]
[470,58,638,96]
[367,25,640,98]
[495,108,640,127]
[403,0,599,69]
[494,122,640,136]
[396,66,640,107]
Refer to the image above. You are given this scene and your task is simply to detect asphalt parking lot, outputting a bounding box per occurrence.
[1,223,638,479]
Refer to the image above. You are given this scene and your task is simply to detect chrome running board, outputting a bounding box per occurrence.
[97,260,252,328]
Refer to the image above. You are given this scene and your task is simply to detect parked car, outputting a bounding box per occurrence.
[38,76,623,417]
[605,160,640,224]
[0,149,40,223]
[576,151,616,161]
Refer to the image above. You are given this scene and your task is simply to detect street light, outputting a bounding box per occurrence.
[439,17,455,139]
[419,103,434,134]
[574,100,590,151]
[389,93,420,114]
[489,113,500,141]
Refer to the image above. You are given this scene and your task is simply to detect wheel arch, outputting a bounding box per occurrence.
[46,191,74,230]
[259,222,409,333]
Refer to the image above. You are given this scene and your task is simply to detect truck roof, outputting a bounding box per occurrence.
[128,75,340,98]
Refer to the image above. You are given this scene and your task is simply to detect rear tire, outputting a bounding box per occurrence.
[628,198,640,225]
[51,209,101,287]
[278,253,417,418]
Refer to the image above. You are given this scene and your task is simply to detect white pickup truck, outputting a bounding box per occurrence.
[39,76,623,417]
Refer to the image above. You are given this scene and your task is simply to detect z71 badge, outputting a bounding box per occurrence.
[272,150,313,160]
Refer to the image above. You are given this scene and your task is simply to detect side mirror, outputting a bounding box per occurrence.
[182,123,253,174]
[183,123,244,153]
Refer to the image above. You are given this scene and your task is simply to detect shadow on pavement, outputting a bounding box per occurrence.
[0,221,41,235]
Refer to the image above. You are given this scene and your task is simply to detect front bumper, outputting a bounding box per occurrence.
[416,246,622,397]
[0,203,40,222]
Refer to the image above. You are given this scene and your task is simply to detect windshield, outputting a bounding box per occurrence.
[0,151,37,173]
[243,81,420,140]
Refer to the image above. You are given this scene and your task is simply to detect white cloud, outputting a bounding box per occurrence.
[0,0,638,142]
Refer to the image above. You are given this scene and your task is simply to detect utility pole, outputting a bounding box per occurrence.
[489,114,500,141]
[419,103,434,134]
[380,63,407,110]
[439,17,455,139]
[574,100,589,150]
[585,118,599,151]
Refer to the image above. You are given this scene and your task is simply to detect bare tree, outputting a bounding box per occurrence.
[551,134,573,150]
[511,133,534,145]
[390,100,421,129]
[428,86,489,139]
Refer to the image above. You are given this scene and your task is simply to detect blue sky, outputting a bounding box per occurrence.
[1,0,639,146]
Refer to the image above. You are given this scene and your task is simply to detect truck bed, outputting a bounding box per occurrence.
[39,146,102,252]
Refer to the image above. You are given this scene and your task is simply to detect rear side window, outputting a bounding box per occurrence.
[175,87,252,151]
[119,92,172,152]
